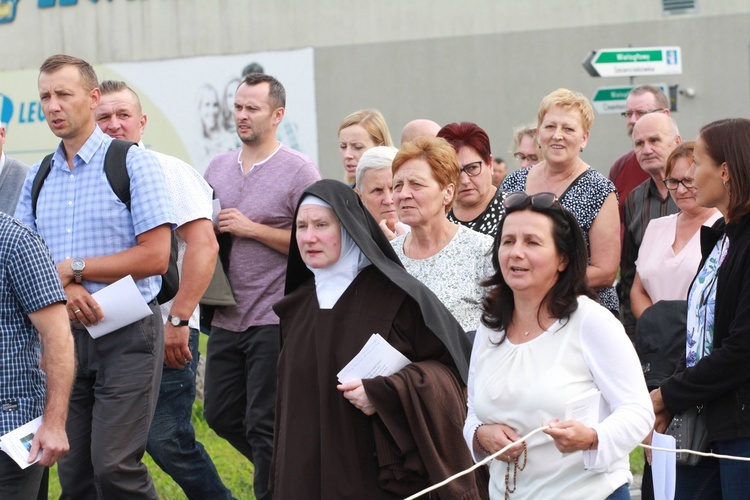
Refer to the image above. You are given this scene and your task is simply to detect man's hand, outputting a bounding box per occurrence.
[56,258,75,287]
[218,208,256,238]
[64,284,103,326]
[28,420,69,467]
[164,323,192,368]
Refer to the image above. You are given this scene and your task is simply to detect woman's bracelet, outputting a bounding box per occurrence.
[474,424,492,455]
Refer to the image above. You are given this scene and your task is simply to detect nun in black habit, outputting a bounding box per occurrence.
[271,179,488,499]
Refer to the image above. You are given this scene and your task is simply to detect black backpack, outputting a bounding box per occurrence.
[31,139,179,304]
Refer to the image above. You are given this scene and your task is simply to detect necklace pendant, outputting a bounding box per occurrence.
[523,330,530,336]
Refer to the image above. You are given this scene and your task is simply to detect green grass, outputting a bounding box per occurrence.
[47,333,255,499]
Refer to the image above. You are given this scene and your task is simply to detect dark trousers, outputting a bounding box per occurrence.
[57,303,163,500]
[147,327,233,499]
[204,325,279,500]
[0,453,44,500]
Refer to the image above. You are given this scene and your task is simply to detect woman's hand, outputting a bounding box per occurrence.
[543,418,597,453]
[650,388,665,414]
[475,423,525,462]
[337,379,376,416]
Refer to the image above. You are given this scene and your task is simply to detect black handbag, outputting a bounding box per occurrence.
[665,405,709,466]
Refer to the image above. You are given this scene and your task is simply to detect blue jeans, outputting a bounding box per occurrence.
[147,328,233,499]
[713,437,750,499]
[605,483,630,500]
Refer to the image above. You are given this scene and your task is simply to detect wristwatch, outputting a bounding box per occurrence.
[71,258,86,284]
[168,315,189,327]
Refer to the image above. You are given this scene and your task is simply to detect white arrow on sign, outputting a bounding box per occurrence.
[583,47,682,77]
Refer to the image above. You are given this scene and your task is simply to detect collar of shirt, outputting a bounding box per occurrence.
[235,141,282,174]
[0,151,5,175]
[51,126,110,172]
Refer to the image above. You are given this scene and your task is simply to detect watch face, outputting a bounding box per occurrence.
[170,316,181,326]
[72,259,85,271]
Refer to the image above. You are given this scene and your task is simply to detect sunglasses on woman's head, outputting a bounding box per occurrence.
[503,192,558,210]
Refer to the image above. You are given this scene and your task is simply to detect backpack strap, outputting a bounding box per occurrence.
[30,140,137,218]
[104,139,138,210]
[30,153,54,220]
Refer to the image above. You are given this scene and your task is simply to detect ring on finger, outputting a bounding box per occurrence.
[73,309,81,315]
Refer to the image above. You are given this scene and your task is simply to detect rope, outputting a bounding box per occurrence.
[403,426,550,500]
[639,443,750,462]
[403,427,750,500]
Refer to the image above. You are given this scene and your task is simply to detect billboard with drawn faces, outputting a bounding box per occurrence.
[0,48,317,172]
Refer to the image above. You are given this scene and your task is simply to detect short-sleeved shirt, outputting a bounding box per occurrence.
[391,224,494,332]
[204,144,321,330]
[502,167,619,312]
[150,148,214,330]
[0,213,67,435]
[447,189,507,237]
[15,127,174,301]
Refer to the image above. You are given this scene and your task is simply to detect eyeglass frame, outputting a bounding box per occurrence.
[663,177,695,191]
[620,108,667,119]
[459,161,483,177]
[513,152,539,163]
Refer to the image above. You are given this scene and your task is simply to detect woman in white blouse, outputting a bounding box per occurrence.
[463,192,653,499]
[630,142,721,318]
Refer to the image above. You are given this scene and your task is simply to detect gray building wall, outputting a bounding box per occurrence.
[1,0,748,179]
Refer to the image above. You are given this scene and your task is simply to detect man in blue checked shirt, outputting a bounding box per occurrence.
[0,213,74,500]
[15,54,174,499]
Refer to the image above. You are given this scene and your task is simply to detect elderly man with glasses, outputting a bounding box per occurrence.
[608,85,670,221]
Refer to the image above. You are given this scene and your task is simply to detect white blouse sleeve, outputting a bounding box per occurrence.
[579,303,655,471]
[463,323,490,462]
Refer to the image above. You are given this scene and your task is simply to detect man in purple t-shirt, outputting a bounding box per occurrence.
[203,73,320,500]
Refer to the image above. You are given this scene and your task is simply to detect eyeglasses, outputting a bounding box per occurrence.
[513,152,539,163]
[664,178,694,190]
[620,108,666,119]
[459,161,482,177]
[504,191,558,210]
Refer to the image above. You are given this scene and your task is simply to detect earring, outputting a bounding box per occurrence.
[580,147,584,152]
[724,181,730,191]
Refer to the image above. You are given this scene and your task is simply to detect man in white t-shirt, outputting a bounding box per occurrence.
[95,80,232,499]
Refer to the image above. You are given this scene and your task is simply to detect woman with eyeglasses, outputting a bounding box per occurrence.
[510,123,543,168]
[464,192,653,499]
[630,142,721,319]
[438,122,507,237]
[390,136,494,334]
[502,89,620,315]
[652,118,750,498]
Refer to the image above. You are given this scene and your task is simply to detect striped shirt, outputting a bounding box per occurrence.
[0,213,67,435]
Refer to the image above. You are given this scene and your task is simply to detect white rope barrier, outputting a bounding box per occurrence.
[639,443,750,462]
[403,426,550,500]
[403,428,750,499]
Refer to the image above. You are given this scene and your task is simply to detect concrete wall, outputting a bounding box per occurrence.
[1,0,748,179]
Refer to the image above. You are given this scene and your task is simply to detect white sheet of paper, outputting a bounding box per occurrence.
[85,275,152,339]
[564,388,601,427]
[212,199,222,226]
[0,416,43,469]
[337,334,411,384]
[651,431,676,500]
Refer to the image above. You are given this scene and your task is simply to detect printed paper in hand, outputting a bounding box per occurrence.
[337,334,411,384]
[0,416,42,469]
[564,388,601,427]
[86,275,152,339]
